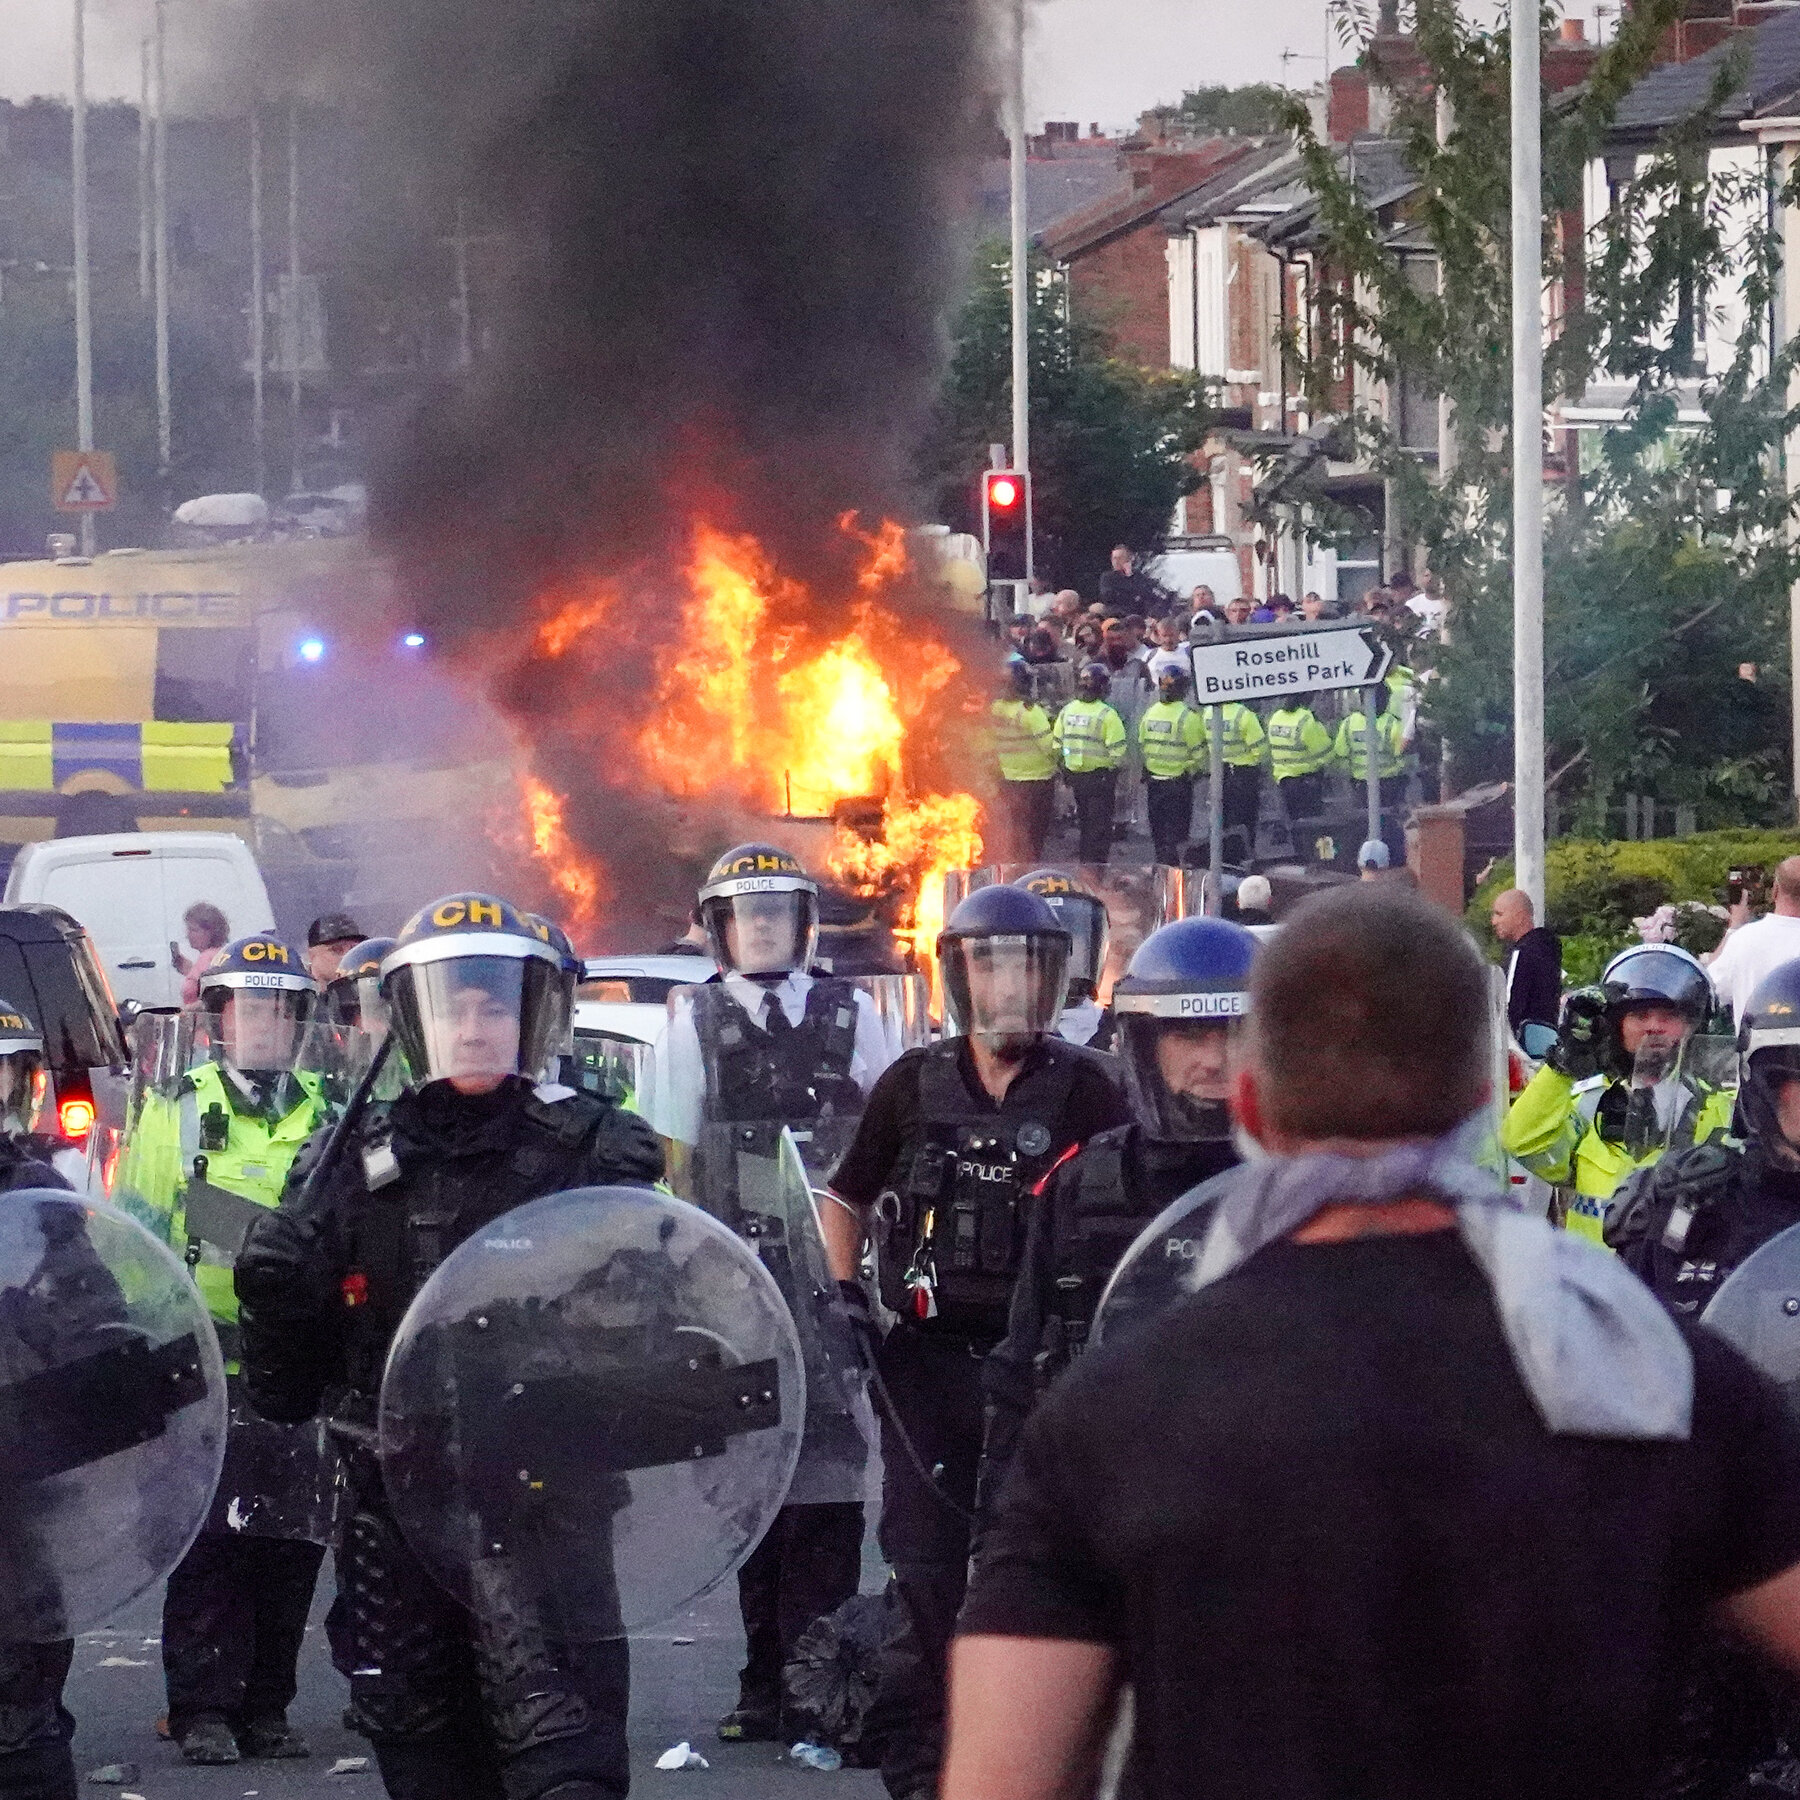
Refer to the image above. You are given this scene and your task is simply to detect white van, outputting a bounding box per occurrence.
[1144,538,1244,608]
[3,833,277,1009]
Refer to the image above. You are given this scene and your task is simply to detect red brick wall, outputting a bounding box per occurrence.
[1066,225,1174,367]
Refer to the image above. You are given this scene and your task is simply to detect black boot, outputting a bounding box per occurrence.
[176,1714,240,1765]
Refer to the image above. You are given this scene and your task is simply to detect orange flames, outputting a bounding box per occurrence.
[520,517,982,962]
[520,773,606,935]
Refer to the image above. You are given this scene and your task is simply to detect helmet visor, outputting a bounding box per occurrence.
[207,988,317,1077]
[1746,1042,1800,1155]
[1041,894,1108,996]
[942,934,1068,1040]
[0,1048,47,1135]
[386,953,566,1089]
[702,890,818,976]
[1117,1015,1241,1141]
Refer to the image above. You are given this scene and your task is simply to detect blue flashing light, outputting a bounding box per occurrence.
[299,636,326,663]
[401,631,426,649]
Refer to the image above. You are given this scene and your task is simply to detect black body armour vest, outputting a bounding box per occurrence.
[879,1040,1078,1322]
[337,1088,617,1400]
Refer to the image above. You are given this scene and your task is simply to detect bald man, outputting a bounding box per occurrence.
[1491,888,1562,1037]
[1707,856,1800,1025]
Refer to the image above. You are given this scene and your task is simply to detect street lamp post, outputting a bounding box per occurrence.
[1511,0,1546,914]
[1007,0,1031,596]
[71,0,95,555]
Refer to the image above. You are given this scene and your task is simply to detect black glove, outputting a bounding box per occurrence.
[1547,985,1611,1080]
[834,1279,881,1367]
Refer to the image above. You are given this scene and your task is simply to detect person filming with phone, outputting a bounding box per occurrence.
[1706,858,1800,1026]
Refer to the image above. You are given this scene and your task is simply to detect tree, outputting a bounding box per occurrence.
[1270,0,1798,830]
[1143,83,1292,139]
[915,243,1214,590]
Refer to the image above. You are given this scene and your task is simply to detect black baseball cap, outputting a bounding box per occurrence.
[307,911,366,948]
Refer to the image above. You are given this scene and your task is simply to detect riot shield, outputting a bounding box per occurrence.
[1700,1220,1800,1414]
[846,973,931,1063]
[1090,1174,1235,1351]
[0,1191,228,1640]
[1618,1034,1736,1160]
[694,1125,875,1505]
[378,1184,805,1641]
[568,1031,651,1110]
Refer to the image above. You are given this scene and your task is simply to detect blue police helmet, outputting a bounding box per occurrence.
[1736,956,1800,1151]
[1077,661,1109,697]
[199,934,318,999]
[941,883,1065,945]
[1111,918,1258,1142]
[937,884,1070,1042]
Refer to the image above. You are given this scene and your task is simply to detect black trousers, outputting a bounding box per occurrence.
[1143,775,1193,867]
[1223,763,1261,856]
[735,1502,865,1710]
[1065,770,1117,867]
[997,780,1055,863]
[868,1325,989,1800]
[329,1491,630,1800]
[163,1532,325,1735]
[1277,771,1323,826]
[0,1641,74,1800]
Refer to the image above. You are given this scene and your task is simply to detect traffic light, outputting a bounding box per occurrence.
[982,468,1031,583]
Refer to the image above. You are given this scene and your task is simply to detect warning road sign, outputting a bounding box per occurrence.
[52,450,118,513]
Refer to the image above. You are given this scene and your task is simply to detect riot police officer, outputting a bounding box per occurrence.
[644,845,891,1742]
[1604,957,1800,1794]
[1502,943,1732,1246]
[0,999,78,1800]
[978,916,1255,1523]
[325,937,400,1098]
[823,885,1127,1800]
[112,933,333,1765]
[234,894,662,1800]
[1015,870,1113,1050]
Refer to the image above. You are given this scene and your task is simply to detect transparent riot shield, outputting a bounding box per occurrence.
[1088,1176,1230,1352]
[1700,1220,1800,1415]
[0,1191,228,1640]
[378,1185,805,1640]
[845,973,931,1064]
[695,1125,875,1505]
[110,1009,346,1547]
[568,1031,651,1111]
[1618,1034,1736,1160]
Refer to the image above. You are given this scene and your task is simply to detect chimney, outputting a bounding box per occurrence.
[1560,17,1585,39]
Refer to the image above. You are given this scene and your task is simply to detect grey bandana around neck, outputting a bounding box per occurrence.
[1188,1118,1692,1442]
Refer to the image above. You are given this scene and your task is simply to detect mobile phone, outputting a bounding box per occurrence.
[1727,865,1767,907]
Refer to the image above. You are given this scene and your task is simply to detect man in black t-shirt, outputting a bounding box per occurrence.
[947,886,1800,1800]
[822,885,1125,1800]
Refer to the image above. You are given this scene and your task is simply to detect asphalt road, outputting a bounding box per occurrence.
[65,1545,888,1799]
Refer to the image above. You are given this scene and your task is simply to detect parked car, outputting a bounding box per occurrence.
[0,903,128,1157]
[3,832,278,1011]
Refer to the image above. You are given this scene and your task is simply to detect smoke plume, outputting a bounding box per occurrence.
[208,0,1000,943]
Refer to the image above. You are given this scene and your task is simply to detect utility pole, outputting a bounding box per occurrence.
[153,0,171,503]
[137,37,152,302]
[1007,0,1032,591]
[249,104,265,495]
[448,197,472,369]
[1511,0,1546,914]
[287,97,302,496]
[72,0,95,555]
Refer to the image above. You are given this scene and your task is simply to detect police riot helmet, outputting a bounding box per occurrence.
[197,935,319,1077]
[1008,659,1034,699]
[698,844,819,978]
[1597,943,1712,1079]
[1111,919,1256,1141]
[1016,870,1110,1001]
[380,895,569,1092]
[937,885,1070,1044]
[1077,661,1109,699]
[1157,663,1191,702]
[326,937,397,1035]
[1737,957,1800,1158]
[0,998,47,1136]
[523,913,581,1074]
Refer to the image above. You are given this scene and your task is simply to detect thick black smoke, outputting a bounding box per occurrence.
[206,0,1000,942]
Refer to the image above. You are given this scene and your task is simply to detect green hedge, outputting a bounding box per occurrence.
[1466,831,1800,985]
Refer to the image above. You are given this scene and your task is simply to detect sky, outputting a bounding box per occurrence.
[0,0,1614,130]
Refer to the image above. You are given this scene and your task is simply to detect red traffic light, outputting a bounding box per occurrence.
[987,475,1020,509]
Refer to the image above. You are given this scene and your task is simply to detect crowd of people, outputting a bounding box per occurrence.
[990,546,1433,878]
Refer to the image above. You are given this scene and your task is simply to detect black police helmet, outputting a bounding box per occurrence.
[1738,956,1800,1154]
[1595,943,1712,1080]
[1112,918,1257,1142]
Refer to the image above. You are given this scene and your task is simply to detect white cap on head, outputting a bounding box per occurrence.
[1237,873,1272,911]
[1357,839,1391,871]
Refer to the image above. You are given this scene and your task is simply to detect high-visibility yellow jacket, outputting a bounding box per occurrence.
[1054,698,1127,774]
[1137,700,1207,780]
[1266,707,1335,781]
[115,1059,330,1328]
[1334,710,1406,782]
[1212,702,1267,770]
[990,697,1057,782]
[1500,1063,1735,1247]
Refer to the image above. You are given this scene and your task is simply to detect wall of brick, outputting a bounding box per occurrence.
[1065,226,1177,366]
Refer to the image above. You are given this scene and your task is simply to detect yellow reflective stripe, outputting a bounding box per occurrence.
[0,721,53,788]
[142,721,234,793]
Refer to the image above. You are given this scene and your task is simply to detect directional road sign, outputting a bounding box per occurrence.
[52,450,118,513]
[1189,625,1392,706]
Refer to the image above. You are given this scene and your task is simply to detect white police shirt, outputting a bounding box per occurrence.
[642,969,896,1148]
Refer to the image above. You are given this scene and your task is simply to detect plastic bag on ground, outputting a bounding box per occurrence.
[781,1584,905,1767]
